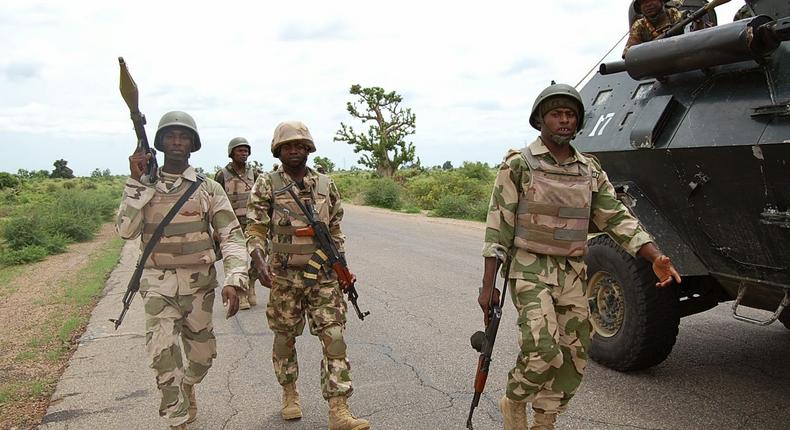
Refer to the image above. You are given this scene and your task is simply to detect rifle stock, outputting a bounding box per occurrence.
[118,57,158,184]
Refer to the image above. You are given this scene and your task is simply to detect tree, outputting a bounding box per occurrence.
[50,159,74,179]
[92,168,112,178]
[313,156,335,173]
[0,172,19,189]
[442,161,453,170]
[334,84,417,177]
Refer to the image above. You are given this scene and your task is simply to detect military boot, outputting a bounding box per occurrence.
[183,383,197,423]
[247,285,257,306]
[239,292,251,310]
[499,396,528,430]
[281,383,302,420]
[328,396,370,430]
[530,412,557,430]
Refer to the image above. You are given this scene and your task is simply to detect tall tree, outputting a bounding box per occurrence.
[334,84,417,177]
[50,159,74,179]
[313,156,335,173]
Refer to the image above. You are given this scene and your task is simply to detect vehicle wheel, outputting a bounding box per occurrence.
[779,310,790,330]
[584,235,680,371]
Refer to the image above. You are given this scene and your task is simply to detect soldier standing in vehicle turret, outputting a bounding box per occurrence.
[623,0,712,57]
[245,121,370,430]
[118,111,248,430]
[480,84,681,430]
[215,137,260,310]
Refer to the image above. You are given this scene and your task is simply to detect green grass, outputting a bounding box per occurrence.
[63,238,123,307]
[0,378,55,406]
[14,351,36,361]
[0,234,123,419]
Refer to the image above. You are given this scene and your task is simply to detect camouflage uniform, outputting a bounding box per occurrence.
[116,166,248,427]
[483,138,653,415]
[215,162,260,306]
[246,165,354,399]
[623,7,684,56]
[733,5,754,21]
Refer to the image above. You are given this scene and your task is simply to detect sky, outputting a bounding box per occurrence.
[0,0,745,176]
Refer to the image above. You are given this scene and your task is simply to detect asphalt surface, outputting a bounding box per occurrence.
[41,204,790,429]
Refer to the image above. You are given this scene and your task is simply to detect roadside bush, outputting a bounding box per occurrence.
[0,245,49,265]
[406,171,491,210]
[0,172,19,189]
[364,178,401,209]
[457,161,492,181]
[1,216,47,249]
[433,195,489,221]
[333,171,373,202]
[0,179,122,266]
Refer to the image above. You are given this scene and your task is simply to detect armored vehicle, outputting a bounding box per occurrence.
[574,0,790,371]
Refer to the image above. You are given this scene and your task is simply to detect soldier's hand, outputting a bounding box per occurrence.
[653,255,681,288]
[250,248,273,288]
[256,260,273,288]
[222,285,240,318]
[478,287,500,327]
[129,150,151,181]
[339,272,357,291]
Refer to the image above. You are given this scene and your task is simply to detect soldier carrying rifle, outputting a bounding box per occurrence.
[245,121,370,430]
[478,83,681,430]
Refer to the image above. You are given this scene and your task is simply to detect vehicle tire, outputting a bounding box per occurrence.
[584,235,680,371]
[779,310,790,330]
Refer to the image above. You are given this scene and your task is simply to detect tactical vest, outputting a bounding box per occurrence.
[268,171,331,268]
[514,147,596,257]
[142,180,216,268]
[222,165,255,225]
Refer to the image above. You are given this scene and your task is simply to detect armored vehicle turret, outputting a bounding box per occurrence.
[574,0,790,371]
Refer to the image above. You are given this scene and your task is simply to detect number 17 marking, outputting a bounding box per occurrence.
[588,112,615,137]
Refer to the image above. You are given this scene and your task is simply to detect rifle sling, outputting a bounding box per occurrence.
[127,175,206,293]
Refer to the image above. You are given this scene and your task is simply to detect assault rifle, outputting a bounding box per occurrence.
[118,57,158,185]
[659,0,730,39]
[280,183,370,320]
[466,255,509,429]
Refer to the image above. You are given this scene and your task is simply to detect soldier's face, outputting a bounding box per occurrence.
[161,127,194,160]
[541,108,578,142]
[278,141,308,169]
[231,146,250,164]
[640,0,663,18]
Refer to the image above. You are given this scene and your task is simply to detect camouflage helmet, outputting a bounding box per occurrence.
[154,111,201,152]
[227,137,251,157]
[529,82,585,131]
[271,121,316,156]
[633,0,669,15]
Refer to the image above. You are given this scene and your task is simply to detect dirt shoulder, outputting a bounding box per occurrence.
[0,223,122,430]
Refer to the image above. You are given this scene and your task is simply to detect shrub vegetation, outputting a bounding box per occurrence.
[332,162,496,221]
[0,175,123,266]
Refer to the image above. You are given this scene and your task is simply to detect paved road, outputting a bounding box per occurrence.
[42,205,790,429]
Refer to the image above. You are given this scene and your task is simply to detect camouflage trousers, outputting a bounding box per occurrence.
[506,265,592,414]
[266,268,352,400]
[142,289,217,427]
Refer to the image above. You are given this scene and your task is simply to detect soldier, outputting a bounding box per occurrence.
[214,137,260,310]
[246,121,370,430]
[622,0,711,57]
[479,84,681,430]
[118,111,248,430]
